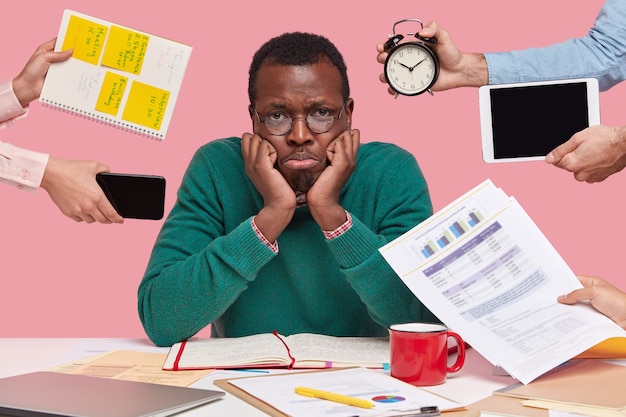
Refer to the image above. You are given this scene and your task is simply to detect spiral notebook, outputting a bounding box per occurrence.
[40,9,192,140]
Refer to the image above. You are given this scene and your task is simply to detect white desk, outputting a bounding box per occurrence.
[0,338,516,416]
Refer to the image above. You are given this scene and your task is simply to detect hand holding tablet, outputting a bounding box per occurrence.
[479,78,600,163]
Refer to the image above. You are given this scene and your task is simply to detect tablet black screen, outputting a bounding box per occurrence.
[490,82,589,159]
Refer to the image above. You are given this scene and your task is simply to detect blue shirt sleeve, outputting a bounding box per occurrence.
[484,0,626,91]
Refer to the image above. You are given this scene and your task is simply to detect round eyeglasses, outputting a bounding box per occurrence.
[253,102,346,136]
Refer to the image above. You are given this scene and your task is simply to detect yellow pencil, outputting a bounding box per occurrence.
[294,386,374,409]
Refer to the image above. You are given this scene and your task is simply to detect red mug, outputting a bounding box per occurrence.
[389,323,466,386]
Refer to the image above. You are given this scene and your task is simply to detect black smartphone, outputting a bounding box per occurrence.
[96,172,166,220]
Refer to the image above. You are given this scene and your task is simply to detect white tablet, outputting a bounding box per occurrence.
[479,78,600,163]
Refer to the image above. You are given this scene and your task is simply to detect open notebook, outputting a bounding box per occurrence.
[0,371,224,417]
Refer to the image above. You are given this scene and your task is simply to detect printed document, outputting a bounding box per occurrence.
[228,367,462,417]
[380,179,626,384]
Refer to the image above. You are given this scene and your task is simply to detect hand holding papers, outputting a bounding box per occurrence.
[379,179,626,384]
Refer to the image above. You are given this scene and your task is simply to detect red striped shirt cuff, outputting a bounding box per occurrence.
[323,211,352,240]
[251,217,279,253]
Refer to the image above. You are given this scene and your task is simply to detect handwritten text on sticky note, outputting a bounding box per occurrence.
[95,71,129,116]
[101,26,149,75]
[62,15,108,65]
[122,81,170,130]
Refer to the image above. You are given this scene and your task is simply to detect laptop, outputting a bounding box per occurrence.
[0,371,224,417]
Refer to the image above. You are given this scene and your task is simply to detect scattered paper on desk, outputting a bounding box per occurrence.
[548,411,593,417]
[523,400,623,417]
[379,179,626,384]
[494,360,626,417]
[47,350,212,387]
[228,367,462,417]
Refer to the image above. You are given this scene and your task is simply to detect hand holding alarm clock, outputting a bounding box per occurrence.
[383,18,440,97]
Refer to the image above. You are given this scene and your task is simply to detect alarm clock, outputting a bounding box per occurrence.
[383,18,440,97]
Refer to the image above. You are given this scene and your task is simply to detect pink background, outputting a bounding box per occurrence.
[2,0,624,338]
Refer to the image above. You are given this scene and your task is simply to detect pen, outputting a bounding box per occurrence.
[294,386,375,409]
[395,406,441,417]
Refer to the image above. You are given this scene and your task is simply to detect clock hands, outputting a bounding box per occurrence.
[408,58,427,71]
[397,57,428,72]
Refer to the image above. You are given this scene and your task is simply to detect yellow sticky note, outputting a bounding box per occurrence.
[95,72,129,116]
[122,81,170,130]
[101,25,149,75]
[62,15,108,65]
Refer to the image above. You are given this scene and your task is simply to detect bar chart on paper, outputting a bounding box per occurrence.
[416,208,485,260]
[380,179,626,385]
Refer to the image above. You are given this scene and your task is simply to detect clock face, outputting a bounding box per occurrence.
[384,42,439,96]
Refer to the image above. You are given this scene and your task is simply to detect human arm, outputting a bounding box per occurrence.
[324,143,439,328]
[39,157,123,223]
[240,132,296,243]
[375,21,488,93]
[0,80,28,126]
[558,275,626,329]
[545,125,626,182]
[0,142,123,222]
[239,128,360,244]
[0,112,121,222]
[11,38,72,108]
[1,39,71,126]
[1,40,120,223]
[376,0,626,92]
[137,139,279,346]
[484,0,626,90]
[307,129,359,231]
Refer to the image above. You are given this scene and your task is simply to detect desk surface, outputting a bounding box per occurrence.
[0,338,516,416]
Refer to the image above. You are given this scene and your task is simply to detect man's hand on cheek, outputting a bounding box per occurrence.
[309,129,360,207]
[241,133,294,205]
[325,129,360,170]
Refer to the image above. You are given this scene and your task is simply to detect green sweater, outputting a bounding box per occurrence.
[138,137,439,347]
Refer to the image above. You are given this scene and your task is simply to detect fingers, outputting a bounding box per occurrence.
[557,275,608,304]
[376,42,388,64]
[98,200,124,224]
[327,129,360,164]
[65,193,123,224]
[544,129,618,182]
[240,132,256,160]
[419,21,441,39]
[557,288,591,304]
[348,129,360,153]
[577,274,610,288]
[66,206,119,224]
[35,38,72,63]
[38,38,57,52]
[242,132,267,158]
[241,133,278,175]
[49,48,73,63]
[91,164,123,224]
[545,134,581,165]
[46,159,123,224]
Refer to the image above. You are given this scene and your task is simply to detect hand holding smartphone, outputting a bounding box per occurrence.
[96,173,166,220]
